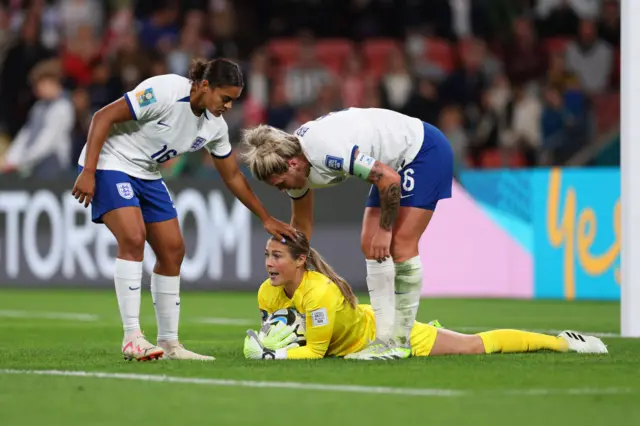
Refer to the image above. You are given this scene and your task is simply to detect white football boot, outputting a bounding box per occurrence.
[122,332,164,361]
[344,338,411,360]
[158,340,215,361]
[558,330,609,354]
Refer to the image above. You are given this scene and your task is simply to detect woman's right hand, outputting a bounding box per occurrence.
[72,169,96,208]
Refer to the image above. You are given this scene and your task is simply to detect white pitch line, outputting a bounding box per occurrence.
[0,369,462,397]
[0,310,99,322]
[194,317,255,326]
[0,369,635,398]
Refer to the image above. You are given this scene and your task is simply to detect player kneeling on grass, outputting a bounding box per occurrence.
[244,232,609,360]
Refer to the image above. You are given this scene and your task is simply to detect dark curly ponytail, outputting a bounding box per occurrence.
[188,57,244,88]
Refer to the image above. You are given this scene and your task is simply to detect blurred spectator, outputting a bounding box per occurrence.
[502,84,542,164]
[267,80,295,129]
[61,24,100,87]
[546,50,580,91]
[536,0,601,20]
[598,0,620,47]
[58,0,104,42]
[439,37,488,127]
[0,59,74,178]
[565,19,613,94]
[341,53,366,108]
[503,17,547,87]
[0,12,53,137]
[284,33,331,107]
[87,60,122,113]
[138,3,180,52]
[402,77,441,125]
[380,48,414,111]
[113,30,149,91]
[439,105,469,169]
[0,7,13,71]
[537,0,580,38]
[245,48,270,110]
[70,86,91,165]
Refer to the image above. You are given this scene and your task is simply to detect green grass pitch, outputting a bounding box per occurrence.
[0,288,639,426]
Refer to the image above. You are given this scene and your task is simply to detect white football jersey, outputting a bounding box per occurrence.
[78,74,232,179]
[286,108,424,198]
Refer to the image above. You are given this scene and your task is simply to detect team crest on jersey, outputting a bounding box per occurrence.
[190,136,207,151]
[116,182,134,200]
[136,88,156,108]
[325,155,343,171]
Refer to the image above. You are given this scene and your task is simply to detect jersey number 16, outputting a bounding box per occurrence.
[151,144,178,164]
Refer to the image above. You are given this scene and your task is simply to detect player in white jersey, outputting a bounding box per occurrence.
[72,58,296,362]
[241,107,454,360]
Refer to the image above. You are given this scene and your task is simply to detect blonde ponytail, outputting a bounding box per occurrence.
[308,248,358,309]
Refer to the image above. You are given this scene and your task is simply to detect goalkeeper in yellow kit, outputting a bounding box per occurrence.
[244,232,608,360]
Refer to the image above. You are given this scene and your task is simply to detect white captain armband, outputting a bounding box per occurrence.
[352,152,376,179]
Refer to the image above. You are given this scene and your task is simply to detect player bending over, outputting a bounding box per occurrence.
[241,107,454,360]
[243,233,608,360]
[72,58,295,362]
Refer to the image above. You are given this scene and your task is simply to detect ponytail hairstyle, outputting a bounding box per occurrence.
[188,57,244,88]
[274,231,358,309]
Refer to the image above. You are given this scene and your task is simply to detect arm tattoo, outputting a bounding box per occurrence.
[379,182,401,231]
[367,162,400,231]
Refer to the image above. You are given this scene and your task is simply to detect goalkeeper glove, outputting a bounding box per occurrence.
[244,329,274,359]
[260,321,300,350]
[244,330,291,360]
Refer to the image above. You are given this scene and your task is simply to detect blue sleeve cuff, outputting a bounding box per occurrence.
[124,94,137,120]
[348,145,359,175]
[211,149,233,159]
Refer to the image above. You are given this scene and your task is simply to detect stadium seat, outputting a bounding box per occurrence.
[545,37,571,55]
[479,149,528,169]
[425,38,456,72]
[267,38,300,68]
[315,38,354,74]
[593,92,621,135]
[362,38,402,78]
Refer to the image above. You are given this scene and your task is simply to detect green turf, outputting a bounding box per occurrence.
[0,289,638,426]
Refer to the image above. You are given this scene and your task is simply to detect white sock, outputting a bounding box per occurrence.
[151,273,181,342]
[365,258,396,344]
[114,258,143,338]
[394,256,423,347]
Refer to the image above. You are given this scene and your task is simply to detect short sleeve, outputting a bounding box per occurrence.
[205,119,232,159]
[286,186,309,200]
[303,130,359,176]
[124,75,176,122]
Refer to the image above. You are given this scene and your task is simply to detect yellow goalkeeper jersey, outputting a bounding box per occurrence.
[257,270,437,359]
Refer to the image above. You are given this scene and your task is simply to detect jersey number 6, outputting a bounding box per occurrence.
[402,168,415,192]
[151,144,178,164]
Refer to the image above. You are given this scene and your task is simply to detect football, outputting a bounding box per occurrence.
[261,308,306,346]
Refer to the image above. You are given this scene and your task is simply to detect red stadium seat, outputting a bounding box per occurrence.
[593,92,621,135]
[362,38,402,78]
[479,149,503,168]
[315,38,354,74]
[479,149,528,169]
[426,38,456,72]
[267,38,300,68]
[545,37,571,55]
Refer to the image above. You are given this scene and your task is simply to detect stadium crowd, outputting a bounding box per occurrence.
[0,0,621,180]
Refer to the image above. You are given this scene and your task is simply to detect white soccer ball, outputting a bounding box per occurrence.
[260,308,306,346]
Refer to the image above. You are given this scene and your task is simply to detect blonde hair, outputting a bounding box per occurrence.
[240,124,302,181]
[274,231,358,309]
